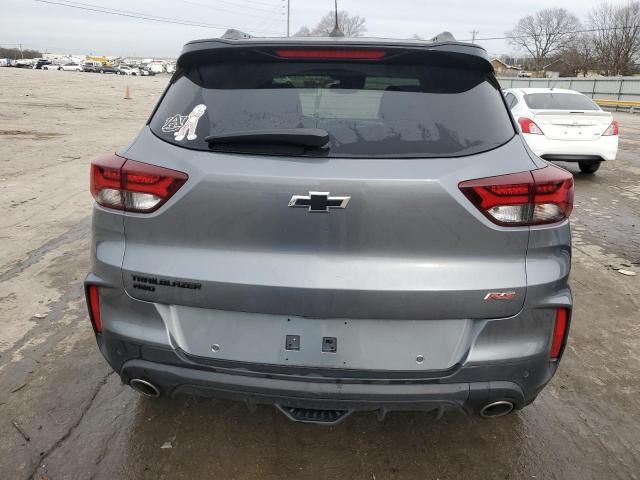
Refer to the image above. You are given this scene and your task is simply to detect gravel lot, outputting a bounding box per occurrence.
[1,67,639,480]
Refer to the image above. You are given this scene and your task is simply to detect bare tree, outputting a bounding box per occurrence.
[313,11,367,37]
[506,8,581,74]
[295,11,367,38]
[589,1,640,76]
[293,26,312,37]
[562,34,597,77]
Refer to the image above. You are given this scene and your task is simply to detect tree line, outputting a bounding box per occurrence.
[506,2,640,76]
[0,47,43,60]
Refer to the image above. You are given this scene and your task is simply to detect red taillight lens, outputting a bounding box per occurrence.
[459,165,574,226]
[274,49,387,60]
[531,166,574,224]
[90,154,125,210]
[602,120,619,136]
[87,285,102,334]
[90,154,188,213]
[550,308,569,360]
[518,117,544,135]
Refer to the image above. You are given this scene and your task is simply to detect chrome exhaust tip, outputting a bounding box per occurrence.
[129,378,161,398]
[480,400,515,418]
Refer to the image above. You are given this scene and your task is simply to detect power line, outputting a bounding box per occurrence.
[174,0,282,16]
[42,0,278,35]
[33,0,283,35]
[210,0,280,7]
[460,24,640,42]
[253,5,286,36]
[169,0,286,37]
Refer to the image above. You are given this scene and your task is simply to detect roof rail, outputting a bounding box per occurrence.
[221,29,253,40]
[429,31,456,42]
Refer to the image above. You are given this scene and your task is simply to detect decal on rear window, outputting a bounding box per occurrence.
[162,104,207,141]
[161,113,187,133]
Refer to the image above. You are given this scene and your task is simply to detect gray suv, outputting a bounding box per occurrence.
[86,35,573,424]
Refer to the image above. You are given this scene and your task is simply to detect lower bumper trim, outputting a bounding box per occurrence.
[121,359,526,418]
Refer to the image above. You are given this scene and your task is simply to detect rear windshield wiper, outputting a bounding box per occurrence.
[205,128,330,149]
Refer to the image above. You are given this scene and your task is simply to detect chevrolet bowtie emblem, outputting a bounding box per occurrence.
[288,191,351,213]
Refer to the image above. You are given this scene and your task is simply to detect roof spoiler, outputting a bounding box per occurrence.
[176,34,492,72]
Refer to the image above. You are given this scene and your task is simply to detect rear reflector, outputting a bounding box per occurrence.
[274,49,387,60]
[91,154,188,213]
[518,117,544,135]
[86,285,102,334]
[459,165,574,226]
[602,120,619,136]
[550,308,569,360]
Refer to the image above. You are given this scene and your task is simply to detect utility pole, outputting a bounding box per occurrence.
[470,30,478,43]
[286,0,290,37]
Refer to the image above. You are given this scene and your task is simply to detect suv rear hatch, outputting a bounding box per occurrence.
[118,40,533,370]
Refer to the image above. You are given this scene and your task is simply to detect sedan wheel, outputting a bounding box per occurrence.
[578,161,601,174]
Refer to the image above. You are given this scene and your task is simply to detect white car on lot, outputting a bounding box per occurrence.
[117,65,140,76]
[503,88,618,173]
[59,63,83,72]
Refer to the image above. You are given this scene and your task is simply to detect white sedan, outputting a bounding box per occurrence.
[59,63,83,72]
[504,88,618,174]
[117,65,140,76]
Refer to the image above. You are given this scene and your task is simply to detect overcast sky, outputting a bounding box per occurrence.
[0,0,622,58]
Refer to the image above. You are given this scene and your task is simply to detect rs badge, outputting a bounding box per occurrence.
[484,292,517,301]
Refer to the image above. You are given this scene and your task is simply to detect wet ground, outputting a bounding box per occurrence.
[0,68,639,480]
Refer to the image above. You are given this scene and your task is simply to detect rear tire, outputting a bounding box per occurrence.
[578,161,601,174]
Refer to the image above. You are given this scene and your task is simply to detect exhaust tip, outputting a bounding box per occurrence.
[480,400,514,418]
[129,378,160,398]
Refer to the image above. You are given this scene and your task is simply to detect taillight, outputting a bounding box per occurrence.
[531,166,574,224]
[274,49,387,60]
[550,308,569,360]
[602,120,619,136]
[90,154,187,213]
[518,117,544,135]
[86,285,102,334]
[459,165,574,226]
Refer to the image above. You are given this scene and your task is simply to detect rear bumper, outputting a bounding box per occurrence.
[523,133,618,161]
[99,330,558,418]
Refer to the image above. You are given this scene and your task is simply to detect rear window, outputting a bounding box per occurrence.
[150,60,515,158]
[523,93,599,111]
